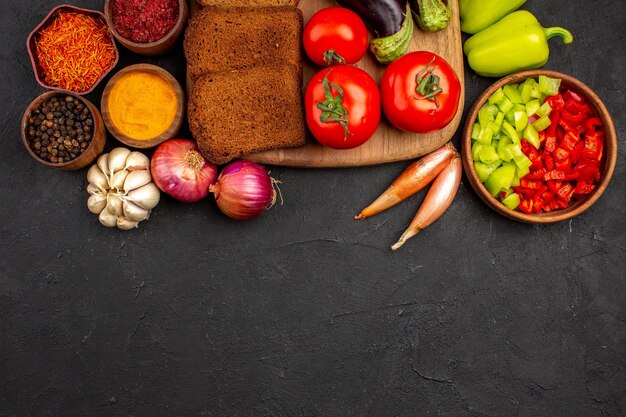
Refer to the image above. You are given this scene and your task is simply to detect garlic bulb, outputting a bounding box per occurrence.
[86,148,160,230]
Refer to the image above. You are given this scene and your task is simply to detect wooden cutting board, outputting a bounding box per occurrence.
[188,0,464,168]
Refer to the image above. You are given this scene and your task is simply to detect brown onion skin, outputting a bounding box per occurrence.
[210,161,275,220]
[356,142,457,220]
[392,155,462,250]
[151,139,218,203]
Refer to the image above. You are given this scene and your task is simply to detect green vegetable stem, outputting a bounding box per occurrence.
[410,0,451,33]
[459,0,527,34]
[463,11,574,78]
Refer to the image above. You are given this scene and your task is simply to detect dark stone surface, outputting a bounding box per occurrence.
[1,1,625,416]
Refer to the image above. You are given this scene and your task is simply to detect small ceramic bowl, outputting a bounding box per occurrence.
[104,0,188,56]
[461,69,617,224]
[21,91,106,170]
[101,64,185,149]
[26,5,119,95]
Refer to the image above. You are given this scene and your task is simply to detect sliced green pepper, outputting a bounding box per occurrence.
[464,11,574,77]
[474,160,502,182]
[485,163,516,196]
[502,192,521,210]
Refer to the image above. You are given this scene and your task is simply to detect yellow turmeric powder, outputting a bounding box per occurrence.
[107,71,177,140]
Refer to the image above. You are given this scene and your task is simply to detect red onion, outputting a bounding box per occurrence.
[150,139,218,203]
[210,161,277,220]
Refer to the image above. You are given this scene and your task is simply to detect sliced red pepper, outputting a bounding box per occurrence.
[545,94,565,110]
[574,159,601,183]
[584,117,603,133]
[557,183,575,202]
[558,119,585,136]
[554,147,570,161]
[525,169,546,180]
[545,135,557,153]
[571,140,585,164]
[544,170,566,181]
[513,187,536,199]
[546,110,561,139]
[521,140,534,155]
[564,89,583,104]
[544,153,555,171]
[547,180,563,193]
[561,131,579,152]
[561,109,586,124]
[552,199,569,210]
[542,190,556,203]
[565,99,591,116]
[574,182,595,195]
[520,178,544,190]
[530,160,544,172]
[555,157,572,173]
[519,199,533,214]
[582,134,602,160]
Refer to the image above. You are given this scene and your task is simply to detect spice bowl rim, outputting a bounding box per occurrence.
[103,0,188,55]
[21,91,106,170]
[461,69,618,224]
[26,4,120,96]
[100,63,185,150]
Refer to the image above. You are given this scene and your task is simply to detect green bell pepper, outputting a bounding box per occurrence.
[459,0,527,35]
[464,11,574,77]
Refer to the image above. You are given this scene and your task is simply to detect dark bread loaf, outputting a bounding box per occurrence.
[184,6,303,79]
[188,64,306,165]
[198,0,299,6]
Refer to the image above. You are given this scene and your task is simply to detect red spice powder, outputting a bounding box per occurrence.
[35,12,117,93]
[111,0,179,44]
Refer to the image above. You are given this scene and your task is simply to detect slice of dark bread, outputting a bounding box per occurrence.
[188,64,306,165]
[184,6,302,79]
[198,0,299,6]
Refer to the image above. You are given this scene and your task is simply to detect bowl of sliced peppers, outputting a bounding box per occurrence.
[462,70,617,223]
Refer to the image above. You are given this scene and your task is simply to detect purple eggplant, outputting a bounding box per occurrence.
[336,0,414,64]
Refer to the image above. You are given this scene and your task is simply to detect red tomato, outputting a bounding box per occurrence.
[381,51,461,133]
[302,7,369,66]
[305,65,380,149]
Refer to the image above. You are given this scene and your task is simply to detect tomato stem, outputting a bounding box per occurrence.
[415,56,443,109]
[317,70,351,138]
[323,49,346,65]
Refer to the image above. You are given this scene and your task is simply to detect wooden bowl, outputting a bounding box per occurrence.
[26,4,119,95]
[461,69,617,224]
[101,64,185,149]
[21,91,106,171]
[104,0,188,56]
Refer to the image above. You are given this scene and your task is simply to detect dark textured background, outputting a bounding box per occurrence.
[1,1,625,416]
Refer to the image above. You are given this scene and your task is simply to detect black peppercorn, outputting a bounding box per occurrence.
[25,94,94,164]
